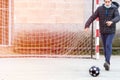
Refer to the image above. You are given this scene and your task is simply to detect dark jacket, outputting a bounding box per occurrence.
[85,2,120,34]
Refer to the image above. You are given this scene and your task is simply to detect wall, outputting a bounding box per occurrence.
[14,0,84,24]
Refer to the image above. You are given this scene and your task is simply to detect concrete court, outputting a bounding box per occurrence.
[0,56,120,80]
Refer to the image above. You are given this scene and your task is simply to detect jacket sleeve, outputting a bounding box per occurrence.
[111,8,120,23]
[85,7,99,29]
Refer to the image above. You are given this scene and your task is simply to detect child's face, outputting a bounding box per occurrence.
[104,0,112,6]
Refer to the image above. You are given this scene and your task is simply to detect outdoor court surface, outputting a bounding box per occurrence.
[0,56,120,80]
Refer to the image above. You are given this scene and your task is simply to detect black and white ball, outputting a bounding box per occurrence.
[89,66,100,77]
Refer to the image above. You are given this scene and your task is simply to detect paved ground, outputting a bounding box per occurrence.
[0,56,120,80]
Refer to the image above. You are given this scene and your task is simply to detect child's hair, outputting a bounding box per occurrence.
[104,0,112,1]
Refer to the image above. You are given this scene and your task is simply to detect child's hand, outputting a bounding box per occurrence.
[106,21,113,26]
[84,28,89,32]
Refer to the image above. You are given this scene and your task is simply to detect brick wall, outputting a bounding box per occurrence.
[14,0,84,24]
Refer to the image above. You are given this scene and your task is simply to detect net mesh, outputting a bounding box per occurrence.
[12,24,92,55]
[0,0,9,45]
[0,0,95,58]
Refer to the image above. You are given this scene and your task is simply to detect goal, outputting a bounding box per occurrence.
[0,0,95,58]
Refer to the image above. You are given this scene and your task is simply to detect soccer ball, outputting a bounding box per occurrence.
[89,66,100,77]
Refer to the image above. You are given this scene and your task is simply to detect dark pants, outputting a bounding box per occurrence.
[101,33,115,64]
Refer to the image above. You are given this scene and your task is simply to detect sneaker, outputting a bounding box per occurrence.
[103,62,110,71]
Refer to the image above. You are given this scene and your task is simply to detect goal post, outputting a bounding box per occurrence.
[8,0,12,46]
